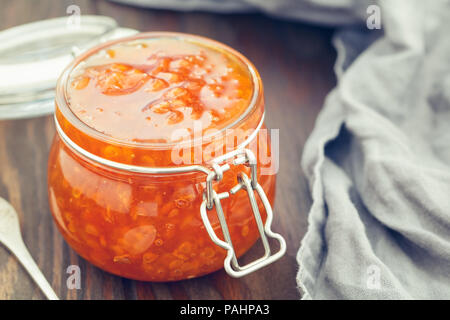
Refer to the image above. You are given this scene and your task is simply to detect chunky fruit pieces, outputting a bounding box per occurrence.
[67,38,252,143]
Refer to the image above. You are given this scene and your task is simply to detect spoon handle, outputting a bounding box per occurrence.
[10,238,59,300]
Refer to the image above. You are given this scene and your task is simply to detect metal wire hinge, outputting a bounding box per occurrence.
[200,148,287,278]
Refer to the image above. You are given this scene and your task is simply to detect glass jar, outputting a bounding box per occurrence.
[48,32,285,281]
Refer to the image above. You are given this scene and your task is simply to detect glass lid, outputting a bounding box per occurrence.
[0,15,137,120]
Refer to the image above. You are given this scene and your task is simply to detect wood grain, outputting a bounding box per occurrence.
[0,0,336,300]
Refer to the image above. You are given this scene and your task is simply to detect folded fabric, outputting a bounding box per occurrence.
[298,0,450,299]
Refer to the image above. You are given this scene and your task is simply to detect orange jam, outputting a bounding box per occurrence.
[48,33,276,281]
[67,38,253,143]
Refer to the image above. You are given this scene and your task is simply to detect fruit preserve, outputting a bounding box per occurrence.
[48,32,284,281]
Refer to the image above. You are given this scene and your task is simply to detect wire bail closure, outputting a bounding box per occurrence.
[200,148,286,278]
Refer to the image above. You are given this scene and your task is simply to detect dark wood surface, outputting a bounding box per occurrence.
[0,0,336,300]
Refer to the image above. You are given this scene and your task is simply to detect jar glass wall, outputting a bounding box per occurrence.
[48,32,278,281]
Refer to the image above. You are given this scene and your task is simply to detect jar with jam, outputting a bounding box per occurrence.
[48,32,286,281]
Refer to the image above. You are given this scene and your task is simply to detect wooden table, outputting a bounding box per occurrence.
[0,0,336,300]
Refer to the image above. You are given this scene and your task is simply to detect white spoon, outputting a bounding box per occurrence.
[0,197,59,300]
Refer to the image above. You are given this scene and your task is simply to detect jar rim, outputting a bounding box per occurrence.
[55,31,263,151]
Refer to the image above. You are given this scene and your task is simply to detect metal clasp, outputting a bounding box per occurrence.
[200,149,286,278]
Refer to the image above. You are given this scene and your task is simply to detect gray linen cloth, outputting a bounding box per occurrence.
[111,0,450,299]
[298,0,450,299]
